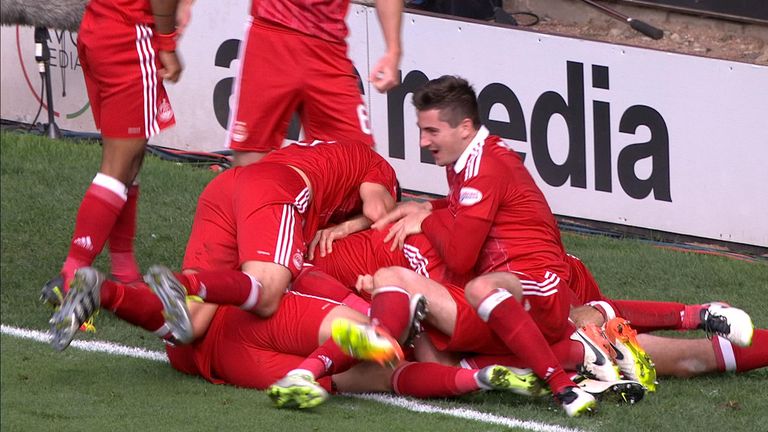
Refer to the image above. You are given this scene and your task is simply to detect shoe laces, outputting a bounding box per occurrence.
[701,309,730,339]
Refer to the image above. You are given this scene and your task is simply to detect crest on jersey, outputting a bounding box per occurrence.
[292,251,304,270]
[459,187,483,206]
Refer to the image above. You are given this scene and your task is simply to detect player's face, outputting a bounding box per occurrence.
[417,109,469,166]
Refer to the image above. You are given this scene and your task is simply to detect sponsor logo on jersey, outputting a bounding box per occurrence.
[459,187,483,206]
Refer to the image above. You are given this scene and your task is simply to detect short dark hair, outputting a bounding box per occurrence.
[412,75,481,128]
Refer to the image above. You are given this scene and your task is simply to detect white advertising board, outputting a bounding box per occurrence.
[1,3,766,247]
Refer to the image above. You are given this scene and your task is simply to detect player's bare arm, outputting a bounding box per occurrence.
[150,0,182,82]
[370,0,403,92]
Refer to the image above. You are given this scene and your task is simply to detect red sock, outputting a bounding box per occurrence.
[712,329,768,373]
[100,280,172,340]
[109,183,141,284]
[61,174,127,286]
[462,354,525,369]
[392,362,480,397]
[462,335,581,373]
[295,339,357,379]
[290,268,369,314]
[177,270,260,310]
[370,287,411,341]
[479,289,575,394]
[608,299,695,332]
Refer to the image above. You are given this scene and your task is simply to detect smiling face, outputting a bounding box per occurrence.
[417,108,473,167]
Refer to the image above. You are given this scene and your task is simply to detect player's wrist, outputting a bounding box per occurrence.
[154,30,178,52]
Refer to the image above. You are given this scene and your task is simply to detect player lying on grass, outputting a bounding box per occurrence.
[305,227,764,389]
[46,266,644,410]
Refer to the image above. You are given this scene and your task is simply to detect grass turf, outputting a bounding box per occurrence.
[1,130,766,431]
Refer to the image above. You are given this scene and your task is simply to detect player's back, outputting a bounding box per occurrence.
[262,141,397,233]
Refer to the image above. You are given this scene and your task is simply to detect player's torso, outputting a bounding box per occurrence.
[251,0,350,42]
[264,141,396,234]
[86,0,153,24]
[446,138,567,275]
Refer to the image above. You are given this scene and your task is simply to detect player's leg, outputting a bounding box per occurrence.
[331,266,449,364]
[228,19,302,166]
[301,37,374,147]
[49,266,188,350]
[637,331,767,377]
[269,296,367,408]
[465,272,596,417]
[290,266,370,315]
[58,19,175,289]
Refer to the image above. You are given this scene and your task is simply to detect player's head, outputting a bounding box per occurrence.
[412,76,481,166]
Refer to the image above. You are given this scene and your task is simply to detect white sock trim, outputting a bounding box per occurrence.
[373,286,410,296]
[239,274,261,310]
[476,289,513,322]
[587,300,617,321]
[93,173,128,201]
[716,336,737,372]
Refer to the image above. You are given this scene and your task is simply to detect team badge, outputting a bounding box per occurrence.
[232,121,249,142]
[292,251,304,270]
[459,187,483,206]
[157,98,174,123]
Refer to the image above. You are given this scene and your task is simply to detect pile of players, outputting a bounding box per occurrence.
[42,0,763,419]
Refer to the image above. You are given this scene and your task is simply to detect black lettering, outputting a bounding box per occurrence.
[54,30,66,44]
[386,69,428,161]
[593,101,611,192]
[58,50,68,69]
[617,105,671,201]
[48,48,58,67]
[212,39,241,129]
[477,83,527,162]
[530,61,586,188]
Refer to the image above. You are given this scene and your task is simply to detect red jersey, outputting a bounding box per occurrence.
[251,0,350,43]
[262,140,398,239]
[422,127,569,278]
[86,0,153,24]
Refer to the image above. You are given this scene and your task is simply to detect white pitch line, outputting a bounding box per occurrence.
[2,324,585,432]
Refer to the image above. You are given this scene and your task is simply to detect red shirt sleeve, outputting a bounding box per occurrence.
[422,157,505,275]
[430,198,449,210]
[422,209,493,275]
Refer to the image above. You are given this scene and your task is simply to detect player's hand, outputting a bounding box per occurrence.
[355,274,374,295]
[369,51,400,93]
[371,200,431,231]
[383,209,430,251]
[176,0,195,38]
[308,223,352,260]
[158,50,182,83]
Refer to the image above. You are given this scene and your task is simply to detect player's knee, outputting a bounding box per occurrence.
[372,266,409,288]
[464,277,494,307]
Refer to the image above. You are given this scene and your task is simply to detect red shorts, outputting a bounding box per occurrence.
[183,164,309,277]
[425,283,510,355]
[310,228,406,290]
[427,269,571,353]
[78,11,175,139]
[166,292,336,391]
[565,254,605,305]
[227,18,373,152]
